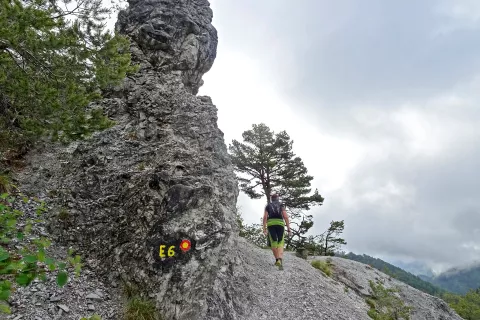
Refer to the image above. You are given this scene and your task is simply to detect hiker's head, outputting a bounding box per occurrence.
[271,194,279,202]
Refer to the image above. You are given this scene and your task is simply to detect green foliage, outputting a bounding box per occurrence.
[124,296,161,320]
[0,0,137,159]
[366,280,412,320]
[0,190,81,314]
[296,247,309,259]
[229,123,324,208]
[236,207,268,248]
[0,174,11,194]
[57,207,70,221]
[311,259,332,277]
[322,220,347,256]
[293,220,347,257]
[342,252,446,297]
[442,289,480,319]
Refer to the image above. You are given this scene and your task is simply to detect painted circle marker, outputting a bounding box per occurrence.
[180,239,191,252]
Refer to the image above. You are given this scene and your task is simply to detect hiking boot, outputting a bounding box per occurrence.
[275,260,281,266]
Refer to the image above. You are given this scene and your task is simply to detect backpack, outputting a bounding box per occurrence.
[267,201,283,219]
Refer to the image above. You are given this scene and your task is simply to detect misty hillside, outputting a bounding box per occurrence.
[425,263,480,295]
[341,252,446,296]
[389,260,436,279]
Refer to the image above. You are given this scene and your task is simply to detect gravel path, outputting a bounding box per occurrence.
[232,238,370,320]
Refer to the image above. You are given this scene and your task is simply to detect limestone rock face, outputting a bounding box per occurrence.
[18,0,241,319]
[116,0,218,95]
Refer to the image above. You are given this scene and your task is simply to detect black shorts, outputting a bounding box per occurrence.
[267,225,285,248]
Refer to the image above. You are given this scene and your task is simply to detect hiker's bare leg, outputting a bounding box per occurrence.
[272,247,279,259]
[278,246,284,260]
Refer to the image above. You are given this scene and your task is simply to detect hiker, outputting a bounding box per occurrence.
[263,194,291,269]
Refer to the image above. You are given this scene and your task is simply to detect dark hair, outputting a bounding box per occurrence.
[271,194,279,201]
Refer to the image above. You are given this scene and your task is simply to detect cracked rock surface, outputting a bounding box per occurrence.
[16,0,239,319]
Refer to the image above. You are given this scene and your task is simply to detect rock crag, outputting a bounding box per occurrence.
[17,0,242,319]
[12,0,465,320]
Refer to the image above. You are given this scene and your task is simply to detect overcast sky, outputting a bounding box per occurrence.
[196,0,480,274]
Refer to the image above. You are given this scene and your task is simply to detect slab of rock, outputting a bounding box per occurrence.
[57,305,70,313]
[86,293,102,301]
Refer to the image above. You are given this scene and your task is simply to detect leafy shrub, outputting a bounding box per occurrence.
[0,0,137,161]
[0,190,81,314]
[311,260,332,277]
[366,280,412,320]
[443,289,480,319]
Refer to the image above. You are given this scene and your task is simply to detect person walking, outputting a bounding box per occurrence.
[263,194,291,270]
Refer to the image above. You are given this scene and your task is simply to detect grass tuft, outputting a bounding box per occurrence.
[311,259,332,277]
[124,296,161,320]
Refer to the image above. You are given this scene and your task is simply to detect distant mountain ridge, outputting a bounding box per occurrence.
[425,262,480,294]
[387,259,435,278]
[341,252,446,296]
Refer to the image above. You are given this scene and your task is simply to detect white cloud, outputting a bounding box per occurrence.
[434,0,480,34]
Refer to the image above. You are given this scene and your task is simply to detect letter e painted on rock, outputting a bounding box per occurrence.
[159,245,166,258]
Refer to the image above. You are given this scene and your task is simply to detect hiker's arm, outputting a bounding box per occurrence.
[282,209,291,233]
[263,210,268,233]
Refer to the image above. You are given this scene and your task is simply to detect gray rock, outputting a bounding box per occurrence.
[17,1,237,319]
[49,295,62,302]
[57,305,70,313]
[308,256,463,320]
[86,293,102,301]
[88,304,95,311]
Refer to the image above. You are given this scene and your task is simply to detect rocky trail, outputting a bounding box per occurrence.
[231,239,370,320]
[228,238,462,320]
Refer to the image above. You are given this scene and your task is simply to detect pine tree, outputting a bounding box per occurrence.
[229,123,324,208]
[228,123,324,249]
[0,0,137,164]
[322,220,347,255]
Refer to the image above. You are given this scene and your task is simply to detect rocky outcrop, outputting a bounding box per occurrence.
[16,0,242,319]
[309,256,463,320]
[116,0,218,95]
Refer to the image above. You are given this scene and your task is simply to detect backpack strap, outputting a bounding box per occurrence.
[267,202,283,219]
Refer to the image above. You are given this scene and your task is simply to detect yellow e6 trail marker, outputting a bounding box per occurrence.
[159,245,176,258]
[158,239,192,258]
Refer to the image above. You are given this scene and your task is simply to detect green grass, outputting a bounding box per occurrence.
[58,207,70,221]
[0,174,10,194]
[124,296,160,320]
[311,259,332,277]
